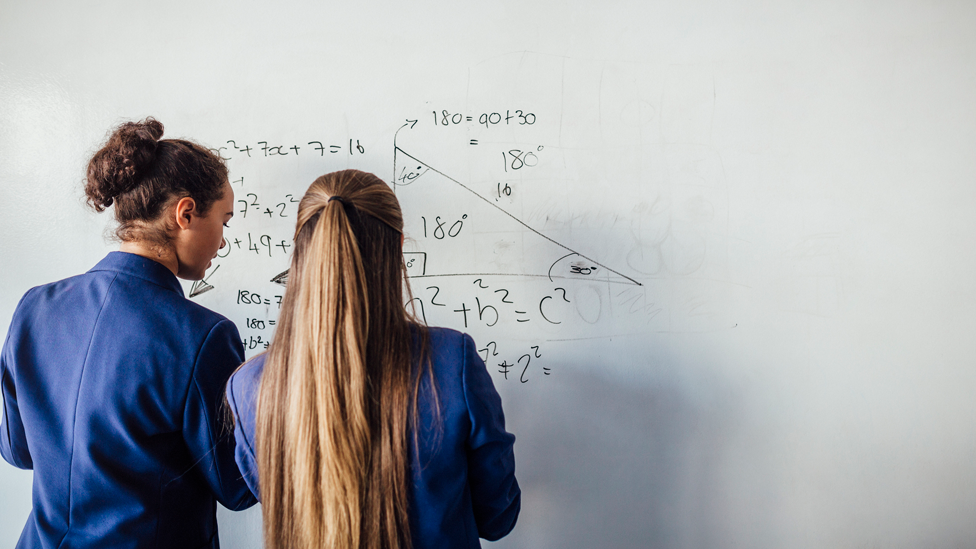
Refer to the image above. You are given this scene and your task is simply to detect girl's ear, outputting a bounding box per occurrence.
[174,197,197,230]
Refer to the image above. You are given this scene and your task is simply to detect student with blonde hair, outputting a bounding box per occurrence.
[225,169,520,549]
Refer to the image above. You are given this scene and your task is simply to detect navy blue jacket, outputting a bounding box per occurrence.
[226,327,520,548]
[0,252,257,548]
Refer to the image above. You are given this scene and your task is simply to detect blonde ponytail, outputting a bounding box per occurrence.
[256,170,426,549]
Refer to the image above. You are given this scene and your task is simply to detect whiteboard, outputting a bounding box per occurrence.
[3,1,976,547]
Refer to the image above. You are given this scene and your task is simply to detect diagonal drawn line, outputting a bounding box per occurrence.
[203,264,220,283]
[394,146,642,286]
[189,265,220,298]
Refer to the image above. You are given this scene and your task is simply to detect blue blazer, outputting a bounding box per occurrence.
[226,327,521,548]
[0,252,256,548]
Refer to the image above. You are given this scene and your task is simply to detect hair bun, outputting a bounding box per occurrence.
[85,117,165,211]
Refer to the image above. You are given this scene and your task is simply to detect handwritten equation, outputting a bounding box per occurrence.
[212,138,367,160]
[409,279,570,328]
[430,108,536,129]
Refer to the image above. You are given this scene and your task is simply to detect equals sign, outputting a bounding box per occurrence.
[263,299,271,305]
[466,116,473,121]
[470,139,478,145]
[268,320,276,326]
[543,367,551,375]
[515,311,529,322]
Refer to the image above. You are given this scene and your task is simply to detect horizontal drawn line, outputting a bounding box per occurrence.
[407,273,637,285]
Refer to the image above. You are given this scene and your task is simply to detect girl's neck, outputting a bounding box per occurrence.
[119,241,179,276]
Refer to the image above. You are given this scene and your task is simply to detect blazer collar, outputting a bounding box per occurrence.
[89,251,185,297]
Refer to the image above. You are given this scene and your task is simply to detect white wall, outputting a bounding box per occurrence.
[3,1,976,547]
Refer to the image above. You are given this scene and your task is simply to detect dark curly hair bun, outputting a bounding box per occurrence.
[83,117,227,244]
[85,117,165,211]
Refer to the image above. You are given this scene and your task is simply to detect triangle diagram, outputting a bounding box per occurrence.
[393,146,640,287]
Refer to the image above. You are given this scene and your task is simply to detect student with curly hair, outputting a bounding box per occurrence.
[0,118,256,548]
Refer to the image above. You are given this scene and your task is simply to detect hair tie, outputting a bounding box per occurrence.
[328,195,347,206]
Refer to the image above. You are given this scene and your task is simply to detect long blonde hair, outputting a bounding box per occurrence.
[256,170,428,549]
